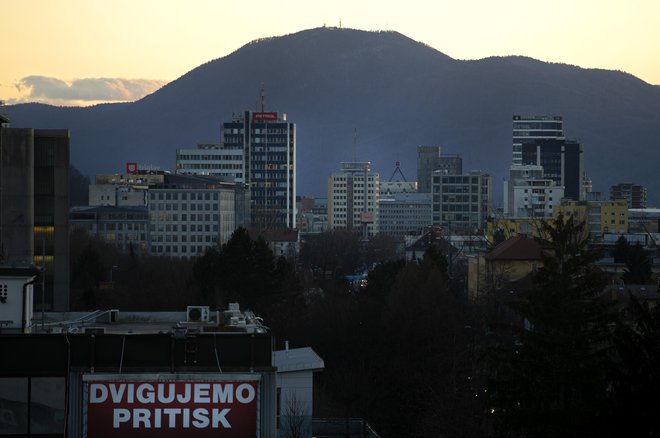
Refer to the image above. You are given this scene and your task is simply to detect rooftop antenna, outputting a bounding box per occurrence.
[339,18,342,28]
[389,160,408,182]
[352,128,357,162]
[260,83,265,112]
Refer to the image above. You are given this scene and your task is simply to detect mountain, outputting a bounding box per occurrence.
[4,27,660,205]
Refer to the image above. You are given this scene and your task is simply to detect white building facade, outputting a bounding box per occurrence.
[328,162,380,238]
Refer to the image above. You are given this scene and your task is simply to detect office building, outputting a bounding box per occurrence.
[176,143,244,181]
[70,205,150,255]
[0,303,276,437]
[221,111,296,231]
[328,162,379,238]
[610,182,647,209]
[1,116,70,311]
[417,146,462,193]
[512,115,564,166]
[521,139,584,200]
[503,165,564,217]
[431,170,492,234]
[379,192,432,241]
[147,175,239,257]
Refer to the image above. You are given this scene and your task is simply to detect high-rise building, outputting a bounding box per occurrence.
[431,170,492,234]
[328,162,379,238]
[416,146,462,193]
[521,139,583,200]
[512,115,564,166]
[0,117,70,311]
[610,182,647,209]
[221,111,296,231]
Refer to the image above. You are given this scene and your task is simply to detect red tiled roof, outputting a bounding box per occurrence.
[485,235,544,261]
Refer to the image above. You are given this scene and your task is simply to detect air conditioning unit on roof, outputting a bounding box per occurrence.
[187,306,210,323]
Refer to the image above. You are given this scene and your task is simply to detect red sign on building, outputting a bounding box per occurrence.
[126,162,139,174]
[251,112,278,121]
[86,380,258,437]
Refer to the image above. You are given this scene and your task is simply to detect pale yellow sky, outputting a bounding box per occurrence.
[2,0,659,106]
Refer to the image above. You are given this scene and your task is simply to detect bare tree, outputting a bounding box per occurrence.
[282,390,310,438]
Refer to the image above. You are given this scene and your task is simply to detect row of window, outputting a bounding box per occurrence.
[178,163,242,169]
[151,245,210,254]
[150,232,217,243]
[150,213,220,224]
[150,203,219,212]
[150,192,219,201]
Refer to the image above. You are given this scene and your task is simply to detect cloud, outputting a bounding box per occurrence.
[14,76,167,104]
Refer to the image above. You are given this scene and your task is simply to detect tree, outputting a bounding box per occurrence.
[192,227,279,308]
[281,390,311,438]
[610,296,660,436]
[622,242,653,285]
[487,214,614,437]
[612,235,630,263]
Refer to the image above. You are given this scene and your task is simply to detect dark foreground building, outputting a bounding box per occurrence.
[0,306,277,437]
[0,115,69,310]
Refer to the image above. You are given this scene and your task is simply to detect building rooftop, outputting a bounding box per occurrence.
[485,235,545,261]
[36,304,267,335]
[272,346,324,373]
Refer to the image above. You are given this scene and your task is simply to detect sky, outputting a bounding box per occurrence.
[2,0,659,106]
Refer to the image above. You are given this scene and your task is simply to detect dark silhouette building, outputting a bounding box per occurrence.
[521,138,583,201]
[0,116,70,311]
[416,145,462,193]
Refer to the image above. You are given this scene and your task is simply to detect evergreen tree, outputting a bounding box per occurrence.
[488,214,614,437]
[622,242,653,284]
[610,296,660,436]
[612,235,630,263]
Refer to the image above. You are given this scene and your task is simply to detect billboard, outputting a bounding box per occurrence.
[126,162,139,174]
[251,112,278,121]
[85,376,259,438]
[360,211,375,224]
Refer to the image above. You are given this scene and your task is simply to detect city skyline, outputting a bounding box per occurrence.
[2,0,660,106]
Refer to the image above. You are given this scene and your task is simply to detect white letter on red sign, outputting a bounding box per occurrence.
[194,383,210,403]
[163,408,181,427]
[133,409,151,428]
[212,408,231,428]
[110,384,126,403]
[113,409,130,428]
[157,383,175,403]
[192,408,210,428]
[236,383,255,404]
[212,384,233,403]
[137,384,155,403]
[90,384,108,403]
[176,384,191,403]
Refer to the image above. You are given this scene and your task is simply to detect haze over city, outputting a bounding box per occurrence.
[1,1,660,437]
[2,0,659,106]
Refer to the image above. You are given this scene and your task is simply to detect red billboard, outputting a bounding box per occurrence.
[252,112,278,121]
[86,380,258,437]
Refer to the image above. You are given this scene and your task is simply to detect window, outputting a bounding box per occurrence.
[0,377,66,435]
